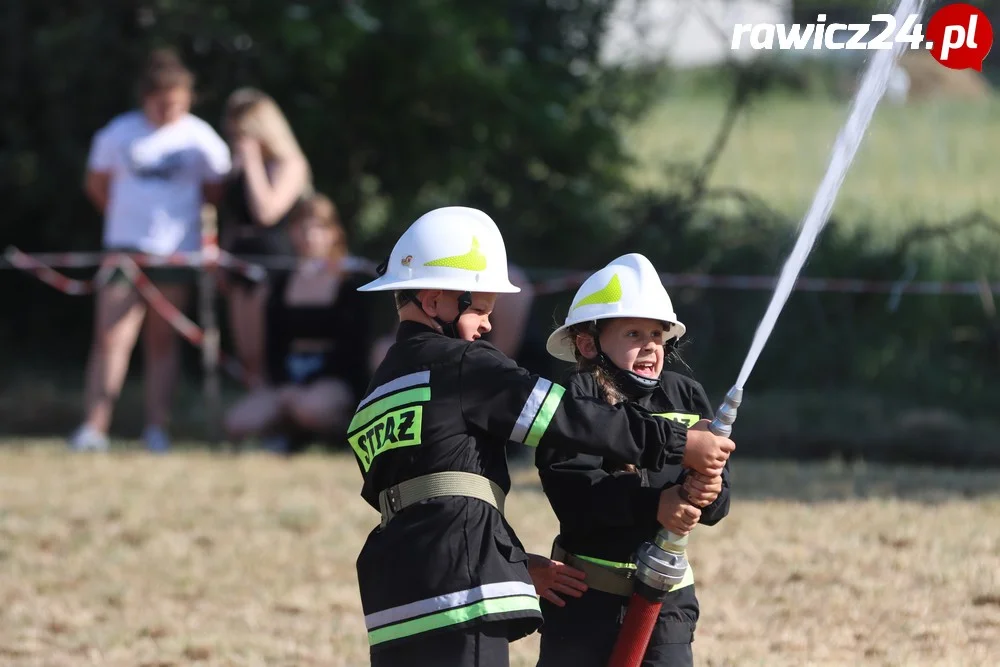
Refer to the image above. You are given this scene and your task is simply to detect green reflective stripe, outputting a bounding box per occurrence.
[572,273,622,310]
[368,595,540,646]
[652,412,700,428]
[524,384,565,447]
[573,553,693,590]
[349,387,431,434]
[669,563,695,591]
[423,236,487,271]
[575,553,637,571]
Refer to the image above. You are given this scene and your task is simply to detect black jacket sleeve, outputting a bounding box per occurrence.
[536,447,664,535]
[535,373,662,532]
[459,342,688,471]
[686,380,731,526]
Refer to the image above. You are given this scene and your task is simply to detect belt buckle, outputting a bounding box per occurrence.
[378,486,403,529]
[385,485,403,513]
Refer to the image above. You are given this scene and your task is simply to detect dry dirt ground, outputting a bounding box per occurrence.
[1,441,998,667]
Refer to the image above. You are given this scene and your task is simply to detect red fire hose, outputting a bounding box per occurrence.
[607,584,668,667]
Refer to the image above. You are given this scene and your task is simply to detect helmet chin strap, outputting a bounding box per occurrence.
[433,290,472,338]
[398,287,473,339]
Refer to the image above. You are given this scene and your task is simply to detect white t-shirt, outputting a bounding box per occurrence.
[87,111,232,255]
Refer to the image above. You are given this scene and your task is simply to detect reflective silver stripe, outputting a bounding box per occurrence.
[358,370,431,410]
[364,581,537,631]
[509,378,551,444]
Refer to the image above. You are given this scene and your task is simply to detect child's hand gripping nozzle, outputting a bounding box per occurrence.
[606,386,742,667]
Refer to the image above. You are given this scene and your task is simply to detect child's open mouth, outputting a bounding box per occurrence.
[632,361,657,378]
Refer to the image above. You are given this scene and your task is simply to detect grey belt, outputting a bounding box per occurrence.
[378,471,506,528]
[551,539,636,597]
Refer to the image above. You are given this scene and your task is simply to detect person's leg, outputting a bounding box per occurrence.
[537,629,610,667]
[227,282,268,388]
[473,623,511,667]
[536,595,620,667]
[75,280,146,447]
[140,281,190,449]
[371,625,510,667]
[640,613,696,667]
[641,641,693,667]
[223,387,287,441]
[281,379,354,434]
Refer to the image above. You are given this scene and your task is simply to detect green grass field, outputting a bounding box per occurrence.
[626,93,1000,259]
[2,441,999,666]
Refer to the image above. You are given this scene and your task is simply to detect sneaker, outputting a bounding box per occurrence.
[142,425,171,453]
[68,425,109,452]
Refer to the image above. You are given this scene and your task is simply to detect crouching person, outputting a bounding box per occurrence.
[224,194,369,453]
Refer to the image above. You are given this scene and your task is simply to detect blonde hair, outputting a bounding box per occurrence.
[568,321,635,473]
[224,88,312,180]
[568,322,625,405]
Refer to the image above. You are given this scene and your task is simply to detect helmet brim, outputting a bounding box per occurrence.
[545,313,687,363]
[357,275,521,294]
[545,324,581,363]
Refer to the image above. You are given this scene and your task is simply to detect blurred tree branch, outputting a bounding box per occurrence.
[892,211,1000,264]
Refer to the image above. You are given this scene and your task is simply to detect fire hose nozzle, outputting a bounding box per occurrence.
[633,386,744,594]
[708,385,742,438]
[634,535,688,591]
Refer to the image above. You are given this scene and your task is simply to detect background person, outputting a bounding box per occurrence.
[223,193,370,454]
[70,48,231,453]
[220,87,311,388]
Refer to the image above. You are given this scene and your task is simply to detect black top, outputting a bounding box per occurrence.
[222,170,296,230]
[264,270,371,401]
[220,172,298,267]
[347,321,692,651]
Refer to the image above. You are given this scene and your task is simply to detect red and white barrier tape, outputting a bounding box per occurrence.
[3,246,378,386]
[5,247,247,383]
[2,248,377,278]
[115,256,247,383]
[3,247,116,295]
[6,246,997,297]
[6,246,996,386]
[530,272,1000,297]
[8,250,205,269]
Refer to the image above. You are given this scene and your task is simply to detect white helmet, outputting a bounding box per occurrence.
[545,253,685,362]
[357,206,521,294]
